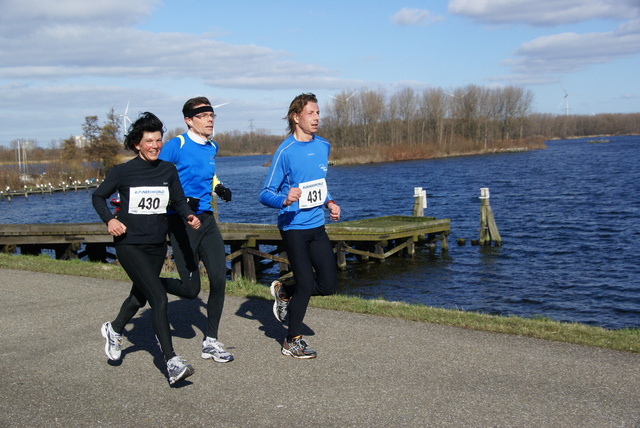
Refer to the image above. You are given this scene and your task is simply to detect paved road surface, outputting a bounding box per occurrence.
[1,268,639,427]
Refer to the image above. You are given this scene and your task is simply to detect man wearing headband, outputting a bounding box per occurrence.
[158,96,234,364]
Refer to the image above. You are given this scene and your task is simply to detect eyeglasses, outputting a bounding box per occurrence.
[194,113,216,120]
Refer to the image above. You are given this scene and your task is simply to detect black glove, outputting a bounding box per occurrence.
[214,184,232,202]
[186,197,200,211]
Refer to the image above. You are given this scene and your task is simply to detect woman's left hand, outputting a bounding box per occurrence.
[187,215,201,230]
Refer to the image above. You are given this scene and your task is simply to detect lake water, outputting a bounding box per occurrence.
[1,136,638,329]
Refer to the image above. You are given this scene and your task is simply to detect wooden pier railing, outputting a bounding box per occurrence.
[0,216,450,282]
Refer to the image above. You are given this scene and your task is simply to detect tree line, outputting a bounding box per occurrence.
[321,85,640,162]
[1,84,639,190]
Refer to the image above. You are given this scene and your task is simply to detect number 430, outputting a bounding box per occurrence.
[138,197,160,210]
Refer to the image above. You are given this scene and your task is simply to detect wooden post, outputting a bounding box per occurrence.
[211,193,219,222]
[229,243,243,280]
[278,248,289,273]
[479,188,502,246]
[441,234,449,251]
[375,241,385,262]
[413,187,427,216]
[242,238,257,282]
[406,238,415,256]
[242,249,256,282]
[336,241,347,270]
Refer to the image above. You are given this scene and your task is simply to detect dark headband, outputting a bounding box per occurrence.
[184,105,214,118]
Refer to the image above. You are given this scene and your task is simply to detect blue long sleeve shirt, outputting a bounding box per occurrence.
[259,134,333,231]
[159,132,218,213]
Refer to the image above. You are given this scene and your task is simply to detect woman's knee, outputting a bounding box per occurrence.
[149,293,169,312]
[182,276,202,299]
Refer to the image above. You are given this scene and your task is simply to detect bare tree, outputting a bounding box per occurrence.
[419,88,447,147]
[325,90,358,147]
[391,87,418,145]
[354,88,385,148]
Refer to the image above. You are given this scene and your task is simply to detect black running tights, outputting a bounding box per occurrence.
[112,242,175,361]
[162,212,227,339]
[281,226,338,339]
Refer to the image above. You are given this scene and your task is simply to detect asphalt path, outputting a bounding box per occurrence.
[1,268,639,427]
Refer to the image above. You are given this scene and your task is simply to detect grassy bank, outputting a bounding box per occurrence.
[328,138,548,165]
[1,253,638,353]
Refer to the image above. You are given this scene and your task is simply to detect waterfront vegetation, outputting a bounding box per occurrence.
[1,252,637,353]
[2,84,640,191]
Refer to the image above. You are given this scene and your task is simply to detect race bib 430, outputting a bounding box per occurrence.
[129,186,169,215]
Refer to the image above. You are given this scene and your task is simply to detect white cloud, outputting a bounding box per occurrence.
[0,0,367,143]
[0,0,159,34]
[503,20,640,75]
[390,8,443,26]
[0,20,346,90]
[448,0,639,26]
[488,74,561,86]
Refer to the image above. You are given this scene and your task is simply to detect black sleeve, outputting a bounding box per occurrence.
[92,168,119,224]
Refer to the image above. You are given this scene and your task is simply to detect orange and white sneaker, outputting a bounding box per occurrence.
[270,280,289,323]
[281,336,316,359]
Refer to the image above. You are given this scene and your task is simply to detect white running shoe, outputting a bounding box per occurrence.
[166,356,195,385]
[201,337,234,363]
[101,322,122,361]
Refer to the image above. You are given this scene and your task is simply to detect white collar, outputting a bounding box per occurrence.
[187,130,209,145]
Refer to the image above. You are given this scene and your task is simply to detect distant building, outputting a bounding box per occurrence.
[72,135,89,148]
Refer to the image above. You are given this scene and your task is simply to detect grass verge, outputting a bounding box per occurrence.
[1,253,638,353]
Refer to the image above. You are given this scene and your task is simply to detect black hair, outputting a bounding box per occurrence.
[123,112,166,152]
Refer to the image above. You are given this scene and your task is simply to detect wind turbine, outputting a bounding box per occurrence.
[558,87,569,116]
[444,90,469,99]
[329,91,358,102]
[210,102,229,137]
[117,101,133,141]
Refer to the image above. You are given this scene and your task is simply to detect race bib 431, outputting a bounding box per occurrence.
[298,178,327,209]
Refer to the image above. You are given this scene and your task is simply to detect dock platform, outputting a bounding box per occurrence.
[0,216,450,281]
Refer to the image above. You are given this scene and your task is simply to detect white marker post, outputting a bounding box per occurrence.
[479,187,502,246]
[413,187,427,217]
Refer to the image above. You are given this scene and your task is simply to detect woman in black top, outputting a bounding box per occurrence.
[92,112,201,385]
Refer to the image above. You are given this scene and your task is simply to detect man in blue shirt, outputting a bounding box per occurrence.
[159,96,233,363]
[260,93,341,359]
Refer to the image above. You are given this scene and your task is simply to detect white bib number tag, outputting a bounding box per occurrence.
[129,186,169,215]
[298,178,327,209]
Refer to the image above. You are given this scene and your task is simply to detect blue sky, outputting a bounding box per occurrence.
[1,0,639,147]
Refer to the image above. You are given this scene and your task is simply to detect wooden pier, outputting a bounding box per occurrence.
[0,183,99,201]
[0,216,449,282]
